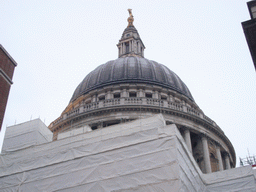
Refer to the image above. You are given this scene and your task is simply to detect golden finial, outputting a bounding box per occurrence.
[127,9,134,27]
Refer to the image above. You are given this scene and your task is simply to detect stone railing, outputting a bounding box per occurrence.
[187,107,200,117]
[50,97,217,128]
[168,101,183,112]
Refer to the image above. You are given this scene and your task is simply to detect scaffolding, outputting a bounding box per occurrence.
[240,154,256,167]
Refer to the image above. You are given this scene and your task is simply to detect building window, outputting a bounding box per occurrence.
[146,93,152,98]
[161,95,167,100]
[91,125,98,130]
[99,95,105,101]
[114,93,120,98]
[129,92,137,97]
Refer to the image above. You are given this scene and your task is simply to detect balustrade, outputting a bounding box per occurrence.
[125,98,142,104]
[104,98,120,107]
[168,101,183,111]
[54,97,216,129]
[203,115,214,125]
[84,102,99,112]
[146,98,163,106]
[187,107,200,116]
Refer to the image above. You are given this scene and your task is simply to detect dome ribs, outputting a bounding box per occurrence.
[126,57,138,79]
[161,65,175,85]
[87,66,101,89]
[113,57,125,80]
[172,72,190,96]
[135,57,142,79]
[70,57,194,102]
[146,59,157,81]
[139,57,152,80]
[98,61,113,83]
[110,59,117,82]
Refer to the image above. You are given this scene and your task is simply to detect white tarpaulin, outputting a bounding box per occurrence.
[0,114,255,191]
[2,118,53,153]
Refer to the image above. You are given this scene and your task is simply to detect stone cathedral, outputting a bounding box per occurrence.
[0,10,255,191]
[50,9,235,173]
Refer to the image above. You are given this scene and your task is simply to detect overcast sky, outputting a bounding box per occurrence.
[0,1,255,166]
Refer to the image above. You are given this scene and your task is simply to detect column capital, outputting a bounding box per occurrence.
[180,126,191,132]
[200,133,212,141]
[223,151,230,157]
[213,140,221,147]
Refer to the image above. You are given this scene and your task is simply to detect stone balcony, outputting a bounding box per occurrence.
[50,97,219,132]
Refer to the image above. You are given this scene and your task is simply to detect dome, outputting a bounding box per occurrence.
[70,56,194,102]
[50,10,236,173]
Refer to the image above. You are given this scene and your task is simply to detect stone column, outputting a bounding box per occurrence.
[121,89,127,98]
[98,121,103,128]
[216,144,224,171]
[138,89,145,98]
[92,95,97,102]
[106,91,113,100]
[184,129,192,153]
[202,135,212,173]
[224,152,231,170]
[153,91,159,99]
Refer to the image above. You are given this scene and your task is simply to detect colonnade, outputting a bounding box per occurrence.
[118,40,144,57]
[183,128,231,173]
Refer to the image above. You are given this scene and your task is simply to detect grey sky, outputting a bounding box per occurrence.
[0,1,255,166]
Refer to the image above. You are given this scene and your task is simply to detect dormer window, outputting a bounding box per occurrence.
[126,34,130,37]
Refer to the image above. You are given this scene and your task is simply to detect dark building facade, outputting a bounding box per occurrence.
[0,45,17,130]
[242,0,256,71]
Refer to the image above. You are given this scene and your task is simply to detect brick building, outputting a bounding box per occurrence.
[242,0,256,71]
[0,45,17,130]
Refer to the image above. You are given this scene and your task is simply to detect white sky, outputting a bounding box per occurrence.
[0,1,255,166]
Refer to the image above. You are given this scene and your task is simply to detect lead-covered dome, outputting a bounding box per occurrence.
[70,56,194,102]
[50,10,236,173]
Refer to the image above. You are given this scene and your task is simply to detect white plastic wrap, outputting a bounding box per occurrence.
[0,114,255,191]
[2,118,53,153]
[204,166,256,192]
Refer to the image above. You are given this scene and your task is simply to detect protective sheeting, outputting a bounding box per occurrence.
[2,118,53,153]
[57,125,92,140]
[204,166,256,192]
[0,114,255,191]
